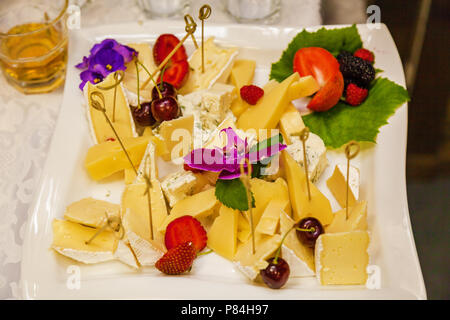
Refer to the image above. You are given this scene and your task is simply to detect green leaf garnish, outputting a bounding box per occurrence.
[303,77,410,148]
[270,25,362,82]
[215,178,255,211]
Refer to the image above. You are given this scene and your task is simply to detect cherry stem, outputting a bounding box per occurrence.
[272,225,316,265]
[136,60,162,99]
[295,227,315,233]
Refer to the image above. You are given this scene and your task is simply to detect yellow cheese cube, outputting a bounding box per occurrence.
[237,72,300,131]
[84,136,151,181]
[281,151,333,225]
[315,231,370,285]
[158,188,219,232]
[255,199,288,236]
[286,75,319,101]
[84,73,137,144]
[158,115,194,161]
[207,205,239,260]
[279,104,305,144]
[325,201,368,233]
[64,197,120,228]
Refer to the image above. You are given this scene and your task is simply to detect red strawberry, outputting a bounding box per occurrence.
[354,48,374,64]
[153,34,188,65]
[307,71,344,112]
[155,242,197,275]
[161,60,190,89]
[240,85,264,105]
[183,163,203,173]
[165,216,207,253]
[345,83,368,106]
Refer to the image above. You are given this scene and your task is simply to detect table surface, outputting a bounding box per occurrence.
[0,0,321,299]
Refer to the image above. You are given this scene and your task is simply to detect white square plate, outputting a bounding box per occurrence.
[21,21,426,299]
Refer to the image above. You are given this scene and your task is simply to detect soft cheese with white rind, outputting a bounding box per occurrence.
[83,72,137,144]
[161,170,198,207]
[63,197,120,228]
[179,37,238,94]
[286,134,328,183]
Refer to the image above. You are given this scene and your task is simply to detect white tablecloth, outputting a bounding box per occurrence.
[0,0,321,299]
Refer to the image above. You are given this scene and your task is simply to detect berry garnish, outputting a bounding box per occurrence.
[106,137,116,142]
[132,102,156,127]
[295,217,324,248]
[151,96,179,122]
[345,83,368,106]
[155,241,197,275]
[161,60,189,89]
[152,81,177,100]
[240,85,264,105]
[307,71,344,112]
[153,34,188,66]
[165,216,207,253]
[260,257,290,289]
[337,51,375,87]
[354,48,374,64]
[183,163,203,174]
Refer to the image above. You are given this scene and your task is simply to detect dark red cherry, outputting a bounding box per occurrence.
[152,81,177,100]
[296,217,324,248]
[132,102,156,127]
[260,257,290,289]
[151,96,179,122]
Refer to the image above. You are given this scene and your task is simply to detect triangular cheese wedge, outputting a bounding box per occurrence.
[255,199,288,236]
[179,37,238,94]
[326,164,360,208]
[325,200,368,233]
[84,72,137,144]
[279,211,315,277]
[207,205,239,260]
[281,151,333,225]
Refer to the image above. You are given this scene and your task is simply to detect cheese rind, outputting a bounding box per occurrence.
[63,198,120,228]
[281,151,333,225]
[326,164,360,208]
[180,37,238,94]
[315,231,370,285]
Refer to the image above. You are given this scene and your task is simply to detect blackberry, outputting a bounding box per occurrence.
[337,51,375,87]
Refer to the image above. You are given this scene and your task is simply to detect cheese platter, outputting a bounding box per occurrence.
[20,19,426,299]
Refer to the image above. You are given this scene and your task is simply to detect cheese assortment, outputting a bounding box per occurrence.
[59,29,381,293]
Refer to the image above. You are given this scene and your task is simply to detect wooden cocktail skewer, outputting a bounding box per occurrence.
[299,127,311,201]
[140,21,197,90]
[96,70,124,123]
[184,14,198,49]
[240,158,255,255]
[198,4,211,73]
[344,141,360,219]
[85,212,124,245]
[142,171,154,241]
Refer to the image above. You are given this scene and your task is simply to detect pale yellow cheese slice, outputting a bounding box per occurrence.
[179,37,238,94]
[157,115,194,161]
[237,213,251,244]
[207,205,239,260]
[325,201,368,233]
[84,72,137,144]
[158,188,219,232]
[63,197,120,228]
[255,199,288,236]
[315,231,370,285]
[52,219,117,264]
[326,164,360,208]
[279,103,305,144]
[286,75,319,101]
[84,136,150,181]
[281,151,333,225]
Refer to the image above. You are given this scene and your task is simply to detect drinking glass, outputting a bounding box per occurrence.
[0,0,69,94]
[137,0,190,18]
[224,0,281,24]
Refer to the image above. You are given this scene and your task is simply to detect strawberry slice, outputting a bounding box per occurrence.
[165,216,207,253]
[153,34,188,65]
[293,47,340,87]
[307,71,344,112]
[161,60,189,89]
[155,242,197,275]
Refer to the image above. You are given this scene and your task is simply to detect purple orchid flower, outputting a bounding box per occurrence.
[184,127,287,180]
[76,38,138,90]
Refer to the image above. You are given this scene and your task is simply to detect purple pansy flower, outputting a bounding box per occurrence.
[184,127,287,180]
[76,38,138,90]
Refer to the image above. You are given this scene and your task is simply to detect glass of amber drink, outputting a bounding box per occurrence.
[0,0,69,94]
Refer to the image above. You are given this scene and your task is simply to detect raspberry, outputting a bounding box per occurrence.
[345,83,368,106]
[240,85,264,105]
[354,48,374,64]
